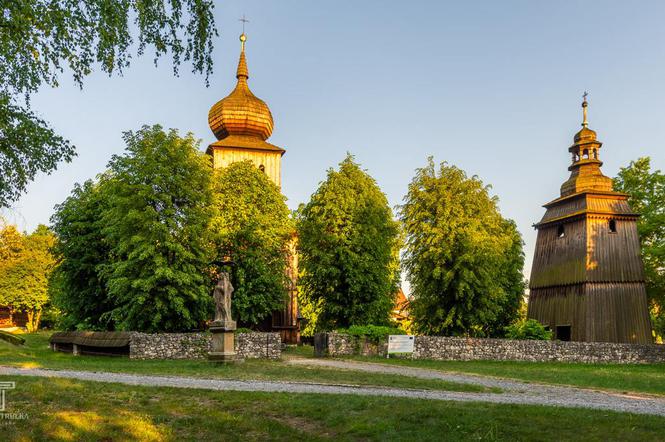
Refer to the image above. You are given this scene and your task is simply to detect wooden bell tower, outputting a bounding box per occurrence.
[528,95,652,343]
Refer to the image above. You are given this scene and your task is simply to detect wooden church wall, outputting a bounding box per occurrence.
[529,282,652,343]
[528,285,586,340]
[585,217,644,283]
[530,218,587,288]
[584,282,652,343]
[212,148,282,187]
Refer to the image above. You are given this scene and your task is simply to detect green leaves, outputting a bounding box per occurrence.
[211,161,294,326]
[0,0,217,207]
[0,223,56,332]
[297,154,401,331]
[614,157,665,337]
[0,94,75,207]
[504,319,552,340]
[51,125,214,332]
[100,125,214,332]
[399,159,525,337]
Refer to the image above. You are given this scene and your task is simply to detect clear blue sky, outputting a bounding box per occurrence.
[4,0,665,285]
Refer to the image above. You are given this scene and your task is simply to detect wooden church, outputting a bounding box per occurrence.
[528,96,652,344]
[206,33,300,343]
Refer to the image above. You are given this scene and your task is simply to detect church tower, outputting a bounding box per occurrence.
[207,33,284,187]
[528,96,652,343]
[207,33,299,343]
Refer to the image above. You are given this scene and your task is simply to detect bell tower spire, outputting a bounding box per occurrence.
[236,33,249,80]
[582,91,589,128]
[559,93,612,196]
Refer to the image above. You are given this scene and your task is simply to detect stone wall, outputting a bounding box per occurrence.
[129,332,281,360]
[235,332,281,360]
[323,332,388,357]
[321,333,665,364]
[412,336,665,364]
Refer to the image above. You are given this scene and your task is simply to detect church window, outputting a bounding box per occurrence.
[259,164,265,173]
[582,149,589,159]
[609,219,617,233]
[557,224,565,238]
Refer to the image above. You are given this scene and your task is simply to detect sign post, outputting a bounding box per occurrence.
[387,335,415,358]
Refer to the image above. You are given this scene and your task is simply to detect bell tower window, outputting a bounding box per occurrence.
[557,225,565,238]
[609,219,617,233]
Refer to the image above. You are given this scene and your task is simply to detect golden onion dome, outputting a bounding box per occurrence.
[208,34,274,141]
[574,126,597,143]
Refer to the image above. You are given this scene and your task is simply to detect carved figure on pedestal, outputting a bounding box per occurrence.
[213,272,234,324]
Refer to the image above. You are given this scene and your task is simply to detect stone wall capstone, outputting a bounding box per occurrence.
[129,332,281,360]
[321,333,665,364]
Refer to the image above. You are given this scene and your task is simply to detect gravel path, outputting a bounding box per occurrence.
[2,364,665,417]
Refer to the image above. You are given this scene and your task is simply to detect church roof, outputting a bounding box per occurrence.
[208,33,275,143]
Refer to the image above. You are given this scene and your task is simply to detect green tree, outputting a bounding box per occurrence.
[50,178,114,330]
[211,161,294,327]
[101,125,214,332]
[0,224,56,332]
[1,0,217,207]
[297,155,401,330]
[0,222,25,326]
[613,157,665,336]
[399,159,526,337]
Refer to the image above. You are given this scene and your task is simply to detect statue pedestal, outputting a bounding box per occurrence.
[208,321,238,363]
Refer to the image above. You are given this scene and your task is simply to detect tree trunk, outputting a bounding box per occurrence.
[25,308,41,333]
[33,308,42,332]
[26,310,34,332]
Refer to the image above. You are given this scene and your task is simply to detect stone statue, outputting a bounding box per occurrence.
[213,272,234,325]
[209,271,236,362]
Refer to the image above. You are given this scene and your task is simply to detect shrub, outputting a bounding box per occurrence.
[504,319,552,340]
[234,327,254,334]
[336,325,406,343]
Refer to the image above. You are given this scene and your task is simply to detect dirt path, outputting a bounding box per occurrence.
[2,364,665,417]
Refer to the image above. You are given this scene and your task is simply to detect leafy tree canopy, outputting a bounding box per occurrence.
[102,125,214,332]
[297,154,401,331]
[613,157,665,335]
[1,0,217,207]
[50,178,114,330]
[399,158,525,337]
[0,223,56,331]
[52,125,215,332]
[211,161,294,326]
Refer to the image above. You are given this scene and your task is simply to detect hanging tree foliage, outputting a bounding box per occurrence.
[297,154,401,331]
[399,159,526,337]
[0,0,218,207]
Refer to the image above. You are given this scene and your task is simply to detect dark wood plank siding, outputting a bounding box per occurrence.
[586,217,644,282]
[528,285,586,340]
[529,283,652,344]
[530,218,587,288]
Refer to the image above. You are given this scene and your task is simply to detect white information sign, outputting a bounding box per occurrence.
[387,335,415,354]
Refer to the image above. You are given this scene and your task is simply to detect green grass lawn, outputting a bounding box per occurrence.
[0,333,487,393]
[2,375,665,441]
[348,355,665,396]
